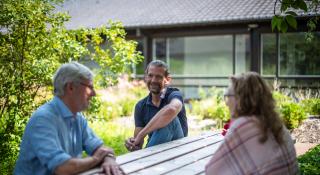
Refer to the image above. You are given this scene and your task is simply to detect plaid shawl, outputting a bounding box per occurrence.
[205,117,298,175]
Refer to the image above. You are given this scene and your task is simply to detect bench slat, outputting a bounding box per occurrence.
[133,141,222,175]
[122,134,223,174]
[78,132,223,175]
[164,156,212,175]
[117,132,219,165]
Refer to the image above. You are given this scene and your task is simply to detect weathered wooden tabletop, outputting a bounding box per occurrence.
[80,132,224,175]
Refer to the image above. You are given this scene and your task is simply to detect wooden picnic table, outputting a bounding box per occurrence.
[80,132,224,175]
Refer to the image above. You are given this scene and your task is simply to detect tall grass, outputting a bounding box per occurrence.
[89,119,134,155]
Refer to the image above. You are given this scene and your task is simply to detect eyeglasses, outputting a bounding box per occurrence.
[79,82,94,91]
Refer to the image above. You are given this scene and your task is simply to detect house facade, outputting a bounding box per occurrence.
[58,0,320,98]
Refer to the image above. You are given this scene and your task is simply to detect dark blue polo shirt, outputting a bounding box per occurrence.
[134,87,188,137]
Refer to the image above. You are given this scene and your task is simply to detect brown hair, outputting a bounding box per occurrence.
[230,72,283,144]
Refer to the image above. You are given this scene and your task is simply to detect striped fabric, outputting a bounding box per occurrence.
[205,117,298,175]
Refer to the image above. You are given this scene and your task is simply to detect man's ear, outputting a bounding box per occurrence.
[164,76,171,86]
[65,82,74,94]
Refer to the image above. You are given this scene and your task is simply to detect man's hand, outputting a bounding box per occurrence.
[93,146,115,164]
[132,134,145,148]
[100,157,125,175]
[125,137,142,152]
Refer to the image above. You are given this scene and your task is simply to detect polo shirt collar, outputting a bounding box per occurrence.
[146,88,167,106]
[52,96,77,118]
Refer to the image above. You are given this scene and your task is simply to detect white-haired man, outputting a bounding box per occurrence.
[14,62,123,175]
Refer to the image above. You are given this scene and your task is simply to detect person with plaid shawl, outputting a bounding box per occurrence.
[205,72,298,175]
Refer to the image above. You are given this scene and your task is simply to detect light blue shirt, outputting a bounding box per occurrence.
[14,96,103,175]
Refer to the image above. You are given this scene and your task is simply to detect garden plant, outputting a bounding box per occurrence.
[0,0,142,173]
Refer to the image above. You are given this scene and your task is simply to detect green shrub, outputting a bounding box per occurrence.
[0,0,142,172]
[118,98,137,117]
[0,132,22,174]
[87,78,148,121]
[272,91,308,129]
[89,120,134,155]
[97,101,123,121]
[312,100,320,115]
[280,102,306,129]
[273,91,293,107]
[189,87,230,128]
[298,144,320,175]
[190,98,214,120]
[301,98,320,115]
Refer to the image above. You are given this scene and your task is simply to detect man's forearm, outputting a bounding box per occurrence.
[138,104,180,138]
[54,157,100,175]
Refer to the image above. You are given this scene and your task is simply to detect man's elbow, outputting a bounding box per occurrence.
[166,105,181,117]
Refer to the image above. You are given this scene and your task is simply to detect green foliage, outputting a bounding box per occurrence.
[190,87,230,128]
[298,144,320,175]
[311,100,320,116]
[301,98,320,115]
[71,22,143,86]
[0,0,142,173]
[273,0,319,41]
[273,91,293,105]
[272,0,307,33]
[84,95,103,122]
[190,88,311,130]
[85,77,148,121]
[280,102,307,129]
[272,91,306,129]
[89,120,134,156]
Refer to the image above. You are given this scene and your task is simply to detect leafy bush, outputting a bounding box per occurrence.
[0,0,142,173]
[301,98,320,116]
[189,88,311,130]
[272,91,308,129]
[87,77,148,121]
[312,100,320,116]
[89,120,134,155]
[280,102,307,129]
[273,91,293,107]
[298,144,320,175]
[189,87,230,128]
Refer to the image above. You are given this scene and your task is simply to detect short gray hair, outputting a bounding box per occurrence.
[53,62,93,97]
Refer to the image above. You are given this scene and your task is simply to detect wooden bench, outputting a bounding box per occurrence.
[80,132,224,175]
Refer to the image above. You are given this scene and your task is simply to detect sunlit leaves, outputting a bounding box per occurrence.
[0,0,143,173]
[273,0,319,36]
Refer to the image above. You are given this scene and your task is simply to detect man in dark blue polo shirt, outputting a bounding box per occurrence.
[125,60,188,151]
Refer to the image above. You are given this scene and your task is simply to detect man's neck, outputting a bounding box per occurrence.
[58,96,78,116]
[151,88,166,107]
[151,93,161,107]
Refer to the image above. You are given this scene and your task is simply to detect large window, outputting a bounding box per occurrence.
[152,34,250,98]
[261,32,320,77]
[153,38,167,63]
[153,34,250,77]
[261,34,277,76]
[279,32,320,76]
[235,34,251,74]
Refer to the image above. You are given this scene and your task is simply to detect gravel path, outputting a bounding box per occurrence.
[292,118,320,143]
[292,118,320,156]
